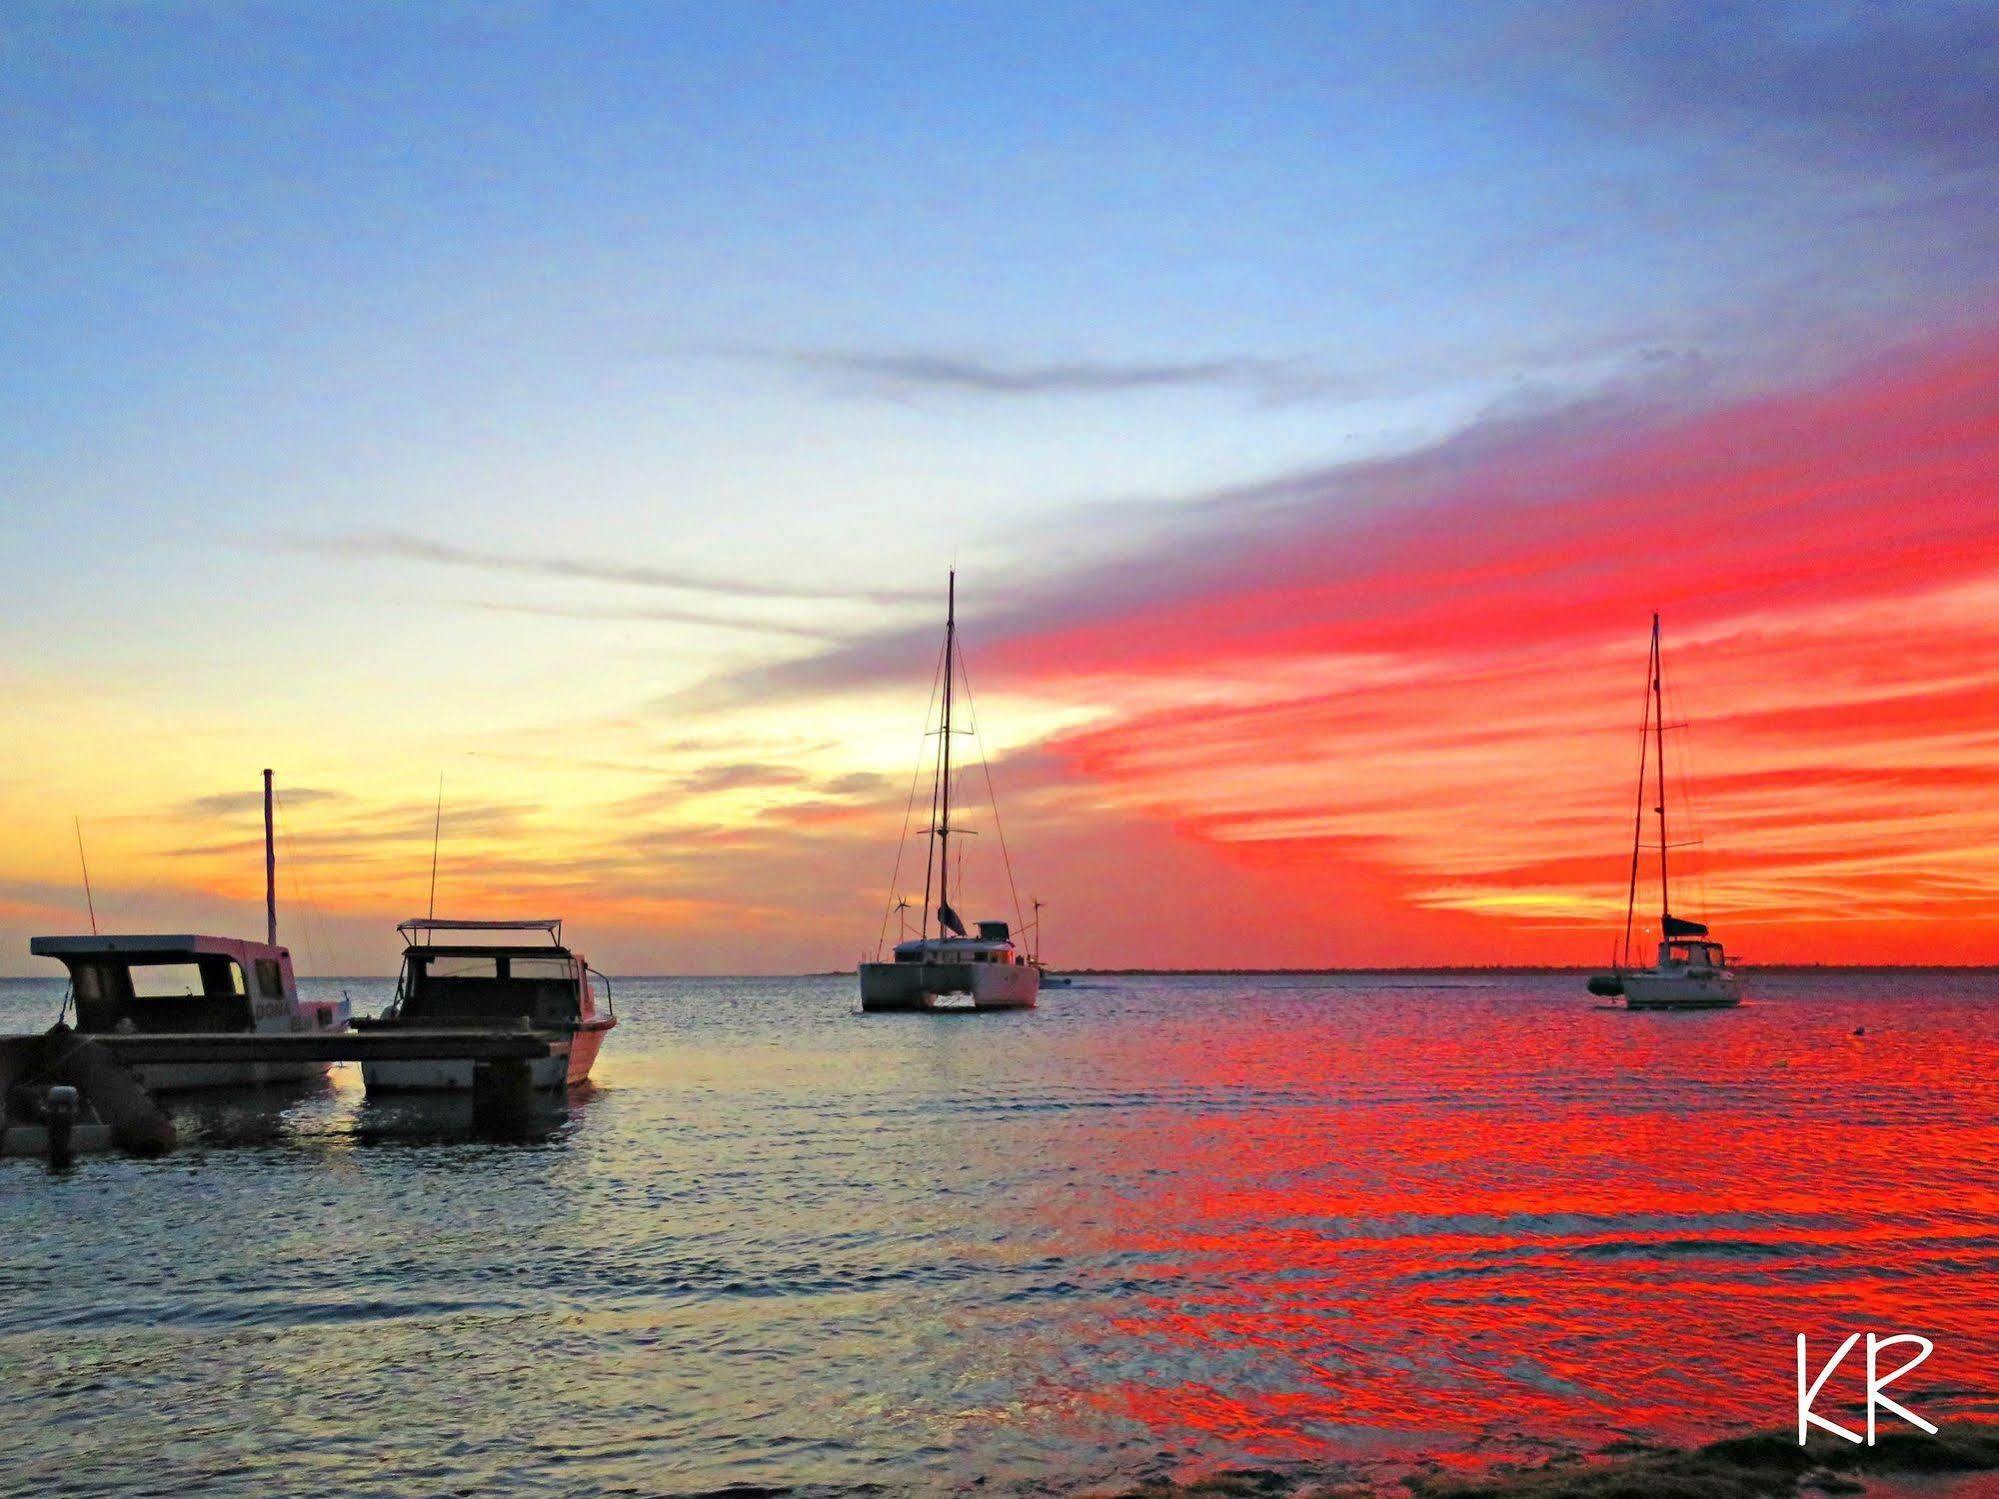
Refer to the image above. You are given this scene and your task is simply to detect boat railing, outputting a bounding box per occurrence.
[588,967,616,1020]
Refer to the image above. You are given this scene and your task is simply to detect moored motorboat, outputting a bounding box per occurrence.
[1587,615,1743,1010]
[357,918,615,1091]
[858,571,1039,1013]
[27,771,350,1090]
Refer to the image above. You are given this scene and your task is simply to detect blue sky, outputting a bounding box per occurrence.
[12,0,1979,588]
[0,2,1993,969]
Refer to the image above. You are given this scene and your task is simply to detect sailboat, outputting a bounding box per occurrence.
[1031,898,1073,986]
[1587,615,1743,1010]
[858,572,1038,1012]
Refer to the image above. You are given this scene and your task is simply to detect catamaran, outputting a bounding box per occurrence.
[858,572,1038,1012]
[29,771,351,1090]
[1587,615,1743,1010]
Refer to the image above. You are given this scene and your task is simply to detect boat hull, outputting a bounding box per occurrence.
[1620,973,1743,1010]
[858,960,1038,1012]
[360,1020,612,1093]
[133,1058,331,1092]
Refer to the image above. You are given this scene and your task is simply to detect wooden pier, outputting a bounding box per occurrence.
[89,1029,555,1065]
[2,1025,565,1161]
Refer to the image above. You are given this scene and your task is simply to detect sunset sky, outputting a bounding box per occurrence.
[2,2,1995,972]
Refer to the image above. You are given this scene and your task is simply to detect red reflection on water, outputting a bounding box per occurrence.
[1032,982,1999,1472]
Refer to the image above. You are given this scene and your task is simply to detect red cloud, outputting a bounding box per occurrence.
[985,328,1999,964]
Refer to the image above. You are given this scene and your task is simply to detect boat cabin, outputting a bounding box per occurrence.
[390,919,602,1028]
[30,934,305,1034]
[892,921,1029,967]
[1658,938,1728,974]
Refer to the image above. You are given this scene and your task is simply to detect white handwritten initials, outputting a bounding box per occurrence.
[1797,1333,1939,1445]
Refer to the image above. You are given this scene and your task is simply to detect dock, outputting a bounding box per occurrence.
[2,1025,565,1162]
[90,1029,555,1065]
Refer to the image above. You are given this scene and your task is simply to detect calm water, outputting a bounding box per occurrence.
[3,971,1997,1496]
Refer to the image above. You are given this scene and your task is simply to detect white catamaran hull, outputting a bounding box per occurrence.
[1620,972,1742,1010]
[858,960,1039,1012]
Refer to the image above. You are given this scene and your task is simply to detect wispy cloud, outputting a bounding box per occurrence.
[727,346,1346,403]
[173,787,346,819]
[466,600,846,641]
[663,353,1732,710]
[284,530,928,606]
[680,762,810,796]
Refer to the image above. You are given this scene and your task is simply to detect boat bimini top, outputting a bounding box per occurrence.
[396,918,564,947]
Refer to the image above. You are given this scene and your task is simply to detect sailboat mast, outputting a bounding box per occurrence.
[938,570,956,928]
[1651,613,1669,932]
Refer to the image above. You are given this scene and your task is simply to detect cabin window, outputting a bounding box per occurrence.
[509,958,573,982]
[131,962,215,998]
[255,959,285,997]
[428,956,501,981]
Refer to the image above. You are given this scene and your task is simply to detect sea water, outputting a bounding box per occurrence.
[2,971,1995,1495]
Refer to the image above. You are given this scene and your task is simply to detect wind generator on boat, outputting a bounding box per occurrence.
[1587,615,1743,1010]
[858,571,1038,1012]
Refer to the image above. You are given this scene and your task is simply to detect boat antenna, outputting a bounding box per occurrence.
[1032,896,1044,966]
[427,772,444,920]
[263,768,278,947]
[73,816,98,937]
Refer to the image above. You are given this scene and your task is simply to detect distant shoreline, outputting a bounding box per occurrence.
[801,963,1999,978]
[4,964,1995,983]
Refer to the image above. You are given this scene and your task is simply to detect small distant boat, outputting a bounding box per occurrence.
[859,572,1038,1013]
[1029,900,1073,986]
[28,771,350,1090]
[357,918,616,1091]
[1587,615,1742,1010]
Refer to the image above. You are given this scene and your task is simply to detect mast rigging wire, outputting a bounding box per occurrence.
[874,637,949,961]
[954,656,1027,945]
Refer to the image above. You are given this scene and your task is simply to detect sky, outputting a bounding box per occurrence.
[1,1,1994,973]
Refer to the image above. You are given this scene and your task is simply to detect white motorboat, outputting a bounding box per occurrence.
[859,571,1039,1013]
[28,771,350,1090]
[1587,615,1743,1010]
[358,918,616,1091]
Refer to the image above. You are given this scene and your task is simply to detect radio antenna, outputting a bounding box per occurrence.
[427,773,444,920]
[73,817,99,936]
